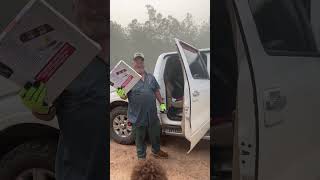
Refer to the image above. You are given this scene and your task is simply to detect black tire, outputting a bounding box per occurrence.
[0,140,57,180]
[110,106,135,145]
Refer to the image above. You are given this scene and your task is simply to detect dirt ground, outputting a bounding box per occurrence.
[110,136,210,180]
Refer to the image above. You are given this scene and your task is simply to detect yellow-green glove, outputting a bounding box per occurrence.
[160,103,167,113]
[116,88,126,99]
[19,82,50,114]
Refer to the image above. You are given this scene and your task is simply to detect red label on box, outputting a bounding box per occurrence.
[121,75,133,88]
[35,42,75,82]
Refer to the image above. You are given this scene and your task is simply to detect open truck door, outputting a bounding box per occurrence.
[175,38,210,153]
[232,0,320,179]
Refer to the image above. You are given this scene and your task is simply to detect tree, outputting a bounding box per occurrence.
[197,21,210,48]
[110,5,210,71]
[110,21,129,66]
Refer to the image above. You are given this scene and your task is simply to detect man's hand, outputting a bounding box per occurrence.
[19,82,50,114]
[160,103,167,113]
[116,88,127,99]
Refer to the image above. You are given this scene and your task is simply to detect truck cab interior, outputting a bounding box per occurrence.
[163,54,184,121]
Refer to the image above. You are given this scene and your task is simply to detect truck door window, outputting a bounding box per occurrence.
[179,42,209,79]
[248,0,320,56]
[200,52,208,67]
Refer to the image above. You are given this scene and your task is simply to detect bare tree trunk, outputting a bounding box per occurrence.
[72,0,109,64]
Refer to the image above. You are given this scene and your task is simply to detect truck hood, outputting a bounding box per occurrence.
[110,90,127,103]
[0,77,19,97]
[110,86,116,93]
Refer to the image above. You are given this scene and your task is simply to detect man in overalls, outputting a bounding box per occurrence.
[117,53,169,160]
[19,0,109,179]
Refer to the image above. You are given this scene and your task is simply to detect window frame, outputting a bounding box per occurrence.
[248,0,320,57]
[179,42,210,80]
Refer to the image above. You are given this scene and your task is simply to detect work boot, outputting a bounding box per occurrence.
[152,149,168,159]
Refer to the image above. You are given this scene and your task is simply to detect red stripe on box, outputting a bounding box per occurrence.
[121,75,133,88]
[35,42,75,82]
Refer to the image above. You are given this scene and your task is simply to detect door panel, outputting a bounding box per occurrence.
[175,38,210,153]
[235,0,320,179]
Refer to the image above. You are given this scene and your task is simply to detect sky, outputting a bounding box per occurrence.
[111,0,210,26]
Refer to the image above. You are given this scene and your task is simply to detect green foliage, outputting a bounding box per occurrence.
[110,5,210,72]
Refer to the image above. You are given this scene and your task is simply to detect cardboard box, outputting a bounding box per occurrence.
[0,0,101,103]
[110,60,142,93]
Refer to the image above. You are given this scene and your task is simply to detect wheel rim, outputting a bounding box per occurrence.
[113,114,132,138]
[16,168,55,180]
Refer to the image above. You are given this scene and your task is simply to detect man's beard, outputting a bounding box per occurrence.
[135,68,144,75]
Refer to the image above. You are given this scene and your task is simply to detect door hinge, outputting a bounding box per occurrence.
[239,138,255,176]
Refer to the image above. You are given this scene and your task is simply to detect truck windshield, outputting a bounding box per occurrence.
[249,0,320,56]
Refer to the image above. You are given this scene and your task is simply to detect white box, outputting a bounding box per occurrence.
[0,0,101,103]
[110,60,142,93]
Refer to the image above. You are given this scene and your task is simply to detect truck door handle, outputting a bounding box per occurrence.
[264,90,287,111]
[192,90,200,97]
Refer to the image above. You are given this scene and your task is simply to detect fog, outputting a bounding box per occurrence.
[110,0,210,72]
[111,0,210,26]
[0,0,210,74]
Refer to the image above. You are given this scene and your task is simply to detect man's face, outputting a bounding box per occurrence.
[133,57,144,74]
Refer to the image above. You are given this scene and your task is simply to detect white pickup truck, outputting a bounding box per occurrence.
[2,0,318,179]
[110,39,211,153]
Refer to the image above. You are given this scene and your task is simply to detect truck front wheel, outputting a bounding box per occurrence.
[110,106,135,145]
[0,140,56,180]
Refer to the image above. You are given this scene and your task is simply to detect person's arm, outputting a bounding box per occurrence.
[120,94,128,100]
[19,82,56,121]
[155,90,164,104]
[32,106,56,121]
[155,89,167,113]
[117,88,128,100]
[152,75,164,104]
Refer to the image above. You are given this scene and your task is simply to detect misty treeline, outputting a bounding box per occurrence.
[110,5,210,72]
